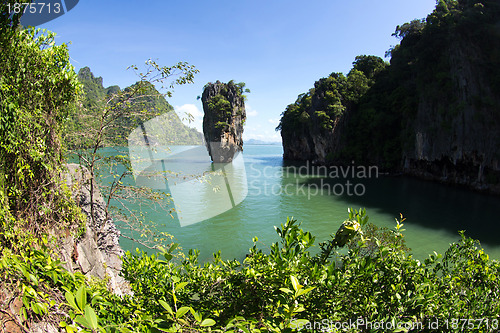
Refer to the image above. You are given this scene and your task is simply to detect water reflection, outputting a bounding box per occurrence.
[297,169,500,247]
[131,145,248,227]
[115,142,500,261]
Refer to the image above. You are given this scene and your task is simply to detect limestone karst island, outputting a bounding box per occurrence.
[1,1,500,332]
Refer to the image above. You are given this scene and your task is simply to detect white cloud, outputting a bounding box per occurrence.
[175,104,203,132]
[268,118,280,126]
[246,104,258,117]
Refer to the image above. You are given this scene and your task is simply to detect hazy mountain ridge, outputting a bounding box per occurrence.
[68,67,203,147]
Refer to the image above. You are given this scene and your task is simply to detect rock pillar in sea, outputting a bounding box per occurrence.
[202,80,246,163]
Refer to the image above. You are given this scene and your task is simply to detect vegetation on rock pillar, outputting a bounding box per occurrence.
[202,80,248,163]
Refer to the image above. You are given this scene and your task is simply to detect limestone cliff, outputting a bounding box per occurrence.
[1,164,129,333]
[71,67,202,147]
[202,81,246,163]
[280,75,353,165]
[402,38,500,192]
[60,164,128,295]
[279,2,500,193]
[279,61,382,165]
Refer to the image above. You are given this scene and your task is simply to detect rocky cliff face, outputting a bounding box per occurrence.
[279,3,500,193]
[202,81,246,163]
[402,39,500,192]
[281,109,349,166]
[60,164,128,295]
[280,71,370,165]
[281,78,351,164]
[1,164,129,333]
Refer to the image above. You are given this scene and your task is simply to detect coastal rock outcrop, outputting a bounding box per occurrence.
[202,81,246,163]
[60,163,128,295]
[279,2,500,193]
[280,75,353,165]
[401,38,500,192]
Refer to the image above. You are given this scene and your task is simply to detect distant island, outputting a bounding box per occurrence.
[246,139,282,146]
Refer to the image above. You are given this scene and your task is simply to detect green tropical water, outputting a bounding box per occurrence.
[110,145,500,262]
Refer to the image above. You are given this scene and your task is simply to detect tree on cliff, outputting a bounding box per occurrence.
[65,60,200,249]
[0,26,83,243]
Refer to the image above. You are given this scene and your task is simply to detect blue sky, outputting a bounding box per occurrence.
[41,0,437,143]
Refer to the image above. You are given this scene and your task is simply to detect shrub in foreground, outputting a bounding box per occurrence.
[1,209,499,332]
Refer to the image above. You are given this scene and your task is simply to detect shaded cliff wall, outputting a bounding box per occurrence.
[402,37,500,191]
[279,2,500,192]
[281,78,351,164]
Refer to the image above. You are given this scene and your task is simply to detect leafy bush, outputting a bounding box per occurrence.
[2,208,499,332]
[0,27,84,246]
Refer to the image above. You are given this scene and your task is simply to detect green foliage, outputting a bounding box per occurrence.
[0,240,86,325]
[278,60,381,134]
[0,27,84,240]
[279,1,500,172]
[116,210,499,332]
[0,1,25,48]
[352,55,388,80]
[2,206,500,332]
[65,66,202,148]
[392,19,426,40]
[207,94,232,119]
[227,80,251,97]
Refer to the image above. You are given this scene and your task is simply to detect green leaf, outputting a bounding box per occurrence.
[279,287,293,294]
[168,243,179,253]
[200,318,216,327]
[176,306,190,319]
[65,291,79,312]
[159,300,173,315]
[296,286,315,297]
[174,282,188,291]
[290,275,301,292]
[290,319,309,328]
[192,311,202,323]
[84,305,98,330]
[31,302,40,315]
[75,315,90,329]
[76,284,86,311]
